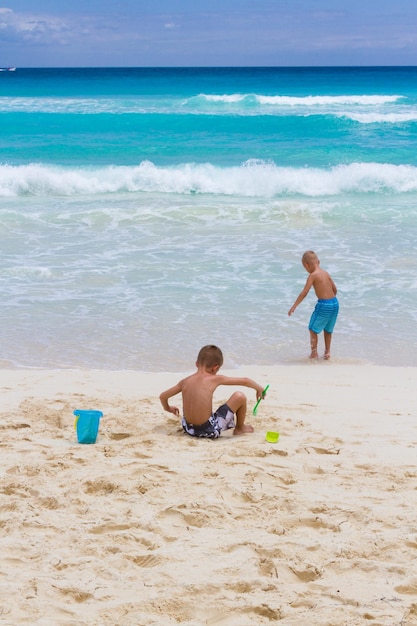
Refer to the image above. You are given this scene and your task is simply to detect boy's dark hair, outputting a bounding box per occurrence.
[197,345,224,368]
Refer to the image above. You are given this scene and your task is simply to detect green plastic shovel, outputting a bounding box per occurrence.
[252,384,270,416]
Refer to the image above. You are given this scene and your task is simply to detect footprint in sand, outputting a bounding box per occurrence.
[83,479,120,495]
[289,564,322,582]
[205,605,282,625]
[304,446,341,455]
[127,554,163,568]
[277,472,297,485]
[108,432,132,440]
[158,505,212,528]
[252,605,282,620]
[271,448,288,457]
[402,604,417,623]
[290,598,317,609]
[257,556,279,578]
[89,523,131,534]
[38,496,60,510]
[299,515,343,532]
[225,581,253,593]
[395,581,417,595]
[52,586,94,603]
[133,450,153,459]
[0,422,30,430]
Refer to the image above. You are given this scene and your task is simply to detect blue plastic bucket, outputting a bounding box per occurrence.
[73,410,103,444]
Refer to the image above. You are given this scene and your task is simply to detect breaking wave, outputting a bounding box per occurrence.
[1,160,417,198]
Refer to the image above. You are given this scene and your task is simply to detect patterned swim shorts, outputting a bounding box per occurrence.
[182,403,235,439]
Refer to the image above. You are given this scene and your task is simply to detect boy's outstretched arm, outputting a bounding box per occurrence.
[159,382,182,416]
[288,275,314,316]
[215,375,265,400]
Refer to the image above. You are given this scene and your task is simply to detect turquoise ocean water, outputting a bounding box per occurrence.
[0,67,416,370]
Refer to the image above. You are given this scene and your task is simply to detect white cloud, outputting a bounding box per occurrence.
[0,7,69,41]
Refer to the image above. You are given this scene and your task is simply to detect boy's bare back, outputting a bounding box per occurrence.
[175,370,223,425]
[308,266,337,300]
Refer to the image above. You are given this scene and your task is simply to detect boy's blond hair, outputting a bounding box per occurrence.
[302,250,318,265]
[197,345,224,368]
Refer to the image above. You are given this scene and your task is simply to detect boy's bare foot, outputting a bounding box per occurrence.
[309,350,318,359]
[323,351,330,360]
[233,424,254,435]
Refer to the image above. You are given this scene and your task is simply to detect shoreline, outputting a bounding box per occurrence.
[2,364,416,624]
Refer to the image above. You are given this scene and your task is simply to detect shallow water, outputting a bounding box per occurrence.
[0,67,416,369]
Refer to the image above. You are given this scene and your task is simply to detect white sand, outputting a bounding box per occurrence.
[1,363,417,625]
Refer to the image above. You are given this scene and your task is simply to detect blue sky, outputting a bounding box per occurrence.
[1,0,417,67]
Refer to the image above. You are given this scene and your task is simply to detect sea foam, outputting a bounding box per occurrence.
[1,160,417,198]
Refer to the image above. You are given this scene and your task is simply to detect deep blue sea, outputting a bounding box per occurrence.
[0,67,416,370]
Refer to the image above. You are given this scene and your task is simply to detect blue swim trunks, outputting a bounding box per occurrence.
[309,297,339,334]
[182,403,235,439]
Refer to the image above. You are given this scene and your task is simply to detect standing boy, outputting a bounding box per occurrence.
[288,251,339,360]
[159,345,266,438]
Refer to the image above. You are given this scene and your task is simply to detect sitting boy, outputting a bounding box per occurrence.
[159,345,265,438]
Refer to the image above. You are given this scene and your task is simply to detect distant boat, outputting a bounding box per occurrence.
[0,67,16,72]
